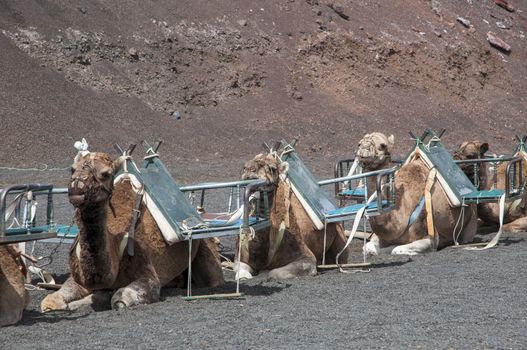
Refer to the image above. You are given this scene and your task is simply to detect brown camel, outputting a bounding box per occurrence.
[235,153,350,280]
[454,141,527,233]
[357,133,478,255]
[0,245,28,326]
[41,152,223,311]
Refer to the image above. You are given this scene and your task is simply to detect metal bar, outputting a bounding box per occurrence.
[1,184,53,237]
[454,156,516,164]
[183,293,244,301]
[180,179,261,192]
[318,167,397,186]
[242,179,270,231]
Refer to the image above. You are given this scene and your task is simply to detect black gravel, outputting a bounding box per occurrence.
[0,233,525,349]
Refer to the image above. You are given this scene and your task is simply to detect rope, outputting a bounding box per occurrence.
[452,199,466,245]
[0,165,69,172]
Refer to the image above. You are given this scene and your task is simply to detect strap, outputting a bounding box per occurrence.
[424,168,437,239]
[127,189,144,256]
[465,193,505,250]
[407,197,425,228]
[335,191,377,272]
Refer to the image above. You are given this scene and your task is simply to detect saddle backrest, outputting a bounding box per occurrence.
[279,147,338,228]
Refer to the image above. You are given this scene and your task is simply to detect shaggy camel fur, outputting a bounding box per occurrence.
[236,153,350,279]
[358,133,478,255]
[454,141,527,232]
[41,152,223,311]
[0,245,28,327]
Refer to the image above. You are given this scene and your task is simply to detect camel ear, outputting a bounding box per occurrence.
[112,156,126,173]
[388,134,395,146]
[278,162,289,175]
[480,142,489,155]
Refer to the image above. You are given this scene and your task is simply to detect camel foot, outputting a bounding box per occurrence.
[235,262,254,280]
[391,238,435,255]
[67,292,111,312]
[391,246,421,256]
[41,292,68,312]
[364,241,380,256]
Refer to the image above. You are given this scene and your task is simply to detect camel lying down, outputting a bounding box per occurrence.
[454,141,527,233]
[0,245,29,326]
[236,153,350,280]
[41,152,223,312]
[356,132,478,255]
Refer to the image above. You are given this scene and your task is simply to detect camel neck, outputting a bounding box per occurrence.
[363,158,392,194]
[72,202,120,289]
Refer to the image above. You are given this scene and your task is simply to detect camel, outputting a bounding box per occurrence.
[454,141,527,232]
[0,245,28,327]
[357,132,478,255]
[235,153,350,280]
[41,152,223,312]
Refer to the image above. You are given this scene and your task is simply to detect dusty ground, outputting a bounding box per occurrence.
[1,0,527,348]
[0,234,526,349]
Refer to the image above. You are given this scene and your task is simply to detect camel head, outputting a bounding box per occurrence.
[356,132,395,169]
[68,152,124,207]
[453,141,489,185]
[242,153,288,191]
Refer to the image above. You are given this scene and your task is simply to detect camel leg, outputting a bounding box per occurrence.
[41,277,91,312]
[66,291,112,311]
[190,239,224,288]
[0,266,28,327]
[323,225,350,264]
[111,276,161,309]
[391,237,435,255]
[456,213,477,244]
[268,255,317,280]
[503,217,527,233]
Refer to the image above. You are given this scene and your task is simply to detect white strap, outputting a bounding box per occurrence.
[465,193,505,250]
[343,158,361,186]
[335,191,377,272]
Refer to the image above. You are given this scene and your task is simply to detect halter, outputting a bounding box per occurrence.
[73,158,117,217]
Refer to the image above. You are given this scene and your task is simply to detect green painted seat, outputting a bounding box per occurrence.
[117,153,270,242]
[414,138,507,205]
[279,145,395,229]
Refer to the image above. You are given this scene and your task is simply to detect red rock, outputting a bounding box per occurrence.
[494,0,515,12]
[486,31,511,52]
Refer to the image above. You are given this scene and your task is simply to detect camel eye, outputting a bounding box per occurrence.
[101,170,112,178]
[379,143,387,150]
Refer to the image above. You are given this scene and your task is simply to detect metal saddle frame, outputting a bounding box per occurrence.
[1,184,63,244]
[276,140,397,266]
[117,141,272,299]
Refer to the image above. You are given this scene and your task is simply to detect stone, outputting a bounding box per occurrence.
[457,17,471,28]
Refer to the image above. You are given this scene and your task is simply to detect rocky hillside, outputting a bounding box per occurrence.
[1,0,525,181]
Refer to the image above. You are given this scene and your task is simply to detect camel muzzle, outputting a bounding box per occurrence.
[68,179,88,206]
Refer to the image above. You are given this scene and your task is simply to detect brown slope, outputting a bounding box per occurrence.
[0,0,526,182]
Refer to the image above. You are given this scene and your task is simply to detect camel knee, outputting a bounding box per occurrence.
[0,307,24,327]
[111,280,161,309]
[268,257,316,280]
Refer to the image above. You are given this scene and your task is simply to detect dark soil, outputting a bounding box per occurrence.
[0,235,526,349]
[1,0,527,348]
